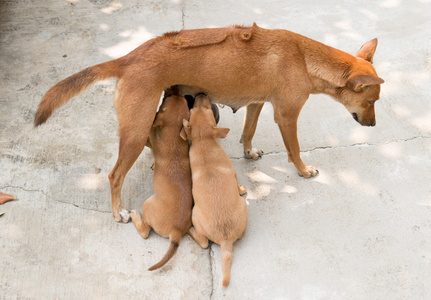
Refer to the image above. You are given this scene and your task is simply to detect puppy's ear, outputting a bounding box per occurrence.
[356,38,378,63]
[164,86,181,98]
[347,74,384,92]
[180,119,191,140]
[214,127,230,139]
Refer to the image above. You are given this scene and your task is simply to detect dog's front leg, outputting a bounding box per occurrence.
[274,107,318,178]
[240,103,264,160]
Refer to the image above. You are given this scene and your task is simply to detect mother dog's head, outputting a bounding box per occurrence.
[336,38,384,127]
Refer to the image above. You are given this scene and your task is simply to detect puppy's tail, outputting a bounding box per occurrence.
[34,58,124,126]
[148,230,182,271]
[221,240,234,287]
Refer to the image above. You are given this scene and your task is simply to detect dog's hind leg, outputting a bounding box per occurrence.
[234,173,247,196]
[188,226,209,249]
[130,209,151,239]
[108,80,162,222]
[240,103,264,160]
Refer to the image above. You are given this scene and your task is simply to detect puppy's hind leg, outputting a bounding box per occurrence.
[188,227,209,249]
[130,209,151,239]
[108,80,162,223]
[234,173,247,196]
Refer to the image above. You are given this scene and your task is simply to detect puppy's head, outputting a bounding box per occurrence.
[153,87,189,128]
[336,39,384,127]
[181,94,229,140]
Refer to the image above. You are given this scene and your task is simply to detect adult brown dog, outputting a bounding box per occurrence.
[130,86,192,271]
[34,23,384,222]
[182,94,247,287]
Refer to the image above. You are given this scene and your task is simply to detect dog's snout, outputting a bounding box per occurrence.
[370,120,376,127]
[352,113,358,122]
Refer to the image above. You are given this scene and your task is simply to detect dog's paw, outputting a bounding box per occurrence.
[117,209,131,223]
[298,165,319,178]
[239,185,247,196]
[130,209,141,221]
[244,148,263,160]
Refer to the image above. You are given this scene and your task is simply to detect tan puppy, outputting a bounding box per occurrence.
[34,24,384,222]
[130,87,192,271]
[181,94,247,287]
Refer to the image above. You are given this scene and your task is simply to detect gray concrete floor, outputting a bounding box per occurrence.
[1,0,431,299]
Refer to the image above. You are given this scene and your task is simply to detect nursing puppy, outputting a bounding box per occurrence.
[130,87,192,271]
[181,94,247,287]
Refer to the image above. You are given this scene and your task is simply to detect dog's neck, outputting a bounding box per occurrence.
[151,126,189,157]
[298,37,355,96]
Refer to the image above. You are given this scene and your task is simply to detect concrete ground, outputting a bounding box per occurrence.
[1,0,431,299]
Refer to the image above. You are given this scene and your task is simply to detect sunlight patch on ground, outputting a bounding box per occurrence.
[246,184,272,200]
[378,143,402,159]
[77,173,106,190]
[102,27,155,58]
[349,127,370,144]
[337,170,378,196]
[281,185,297,194]
[247,170,277,183]
[413,106,431,133]
[101,1,123,14]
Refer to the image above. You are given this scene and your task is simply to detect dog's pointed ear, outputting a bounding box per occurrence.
[356,38,378,63]
[347,74,385,92]
[214,127,230,139]
[180,119,191,140]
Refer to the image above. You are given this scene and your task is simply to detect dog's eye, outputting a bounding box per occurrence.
[369,100,376,105]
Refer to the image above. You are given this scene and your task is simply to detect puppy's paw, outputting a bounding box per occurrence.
[119,209,131,223]
[239,185,247,196]
[130,209,141,221]
[244,148,263,160]
[298,165,319,178]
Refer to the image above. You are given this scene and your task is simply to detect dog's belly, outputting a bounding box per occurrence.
[178,85,267,112]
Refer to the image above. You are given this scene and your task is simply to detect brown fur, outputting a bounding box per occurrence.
[34,24,384,221]
[182,95,247,287]
[130,87,192,270]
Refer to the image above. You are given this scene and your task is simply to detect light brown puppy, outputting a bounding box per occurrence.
[34,24,384,222]
[130,87,192,271]
[182,94,247,287]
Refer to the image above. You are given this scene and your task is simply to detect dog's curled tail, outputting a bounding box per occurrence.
[34,59,122,126]
[221,240,234,287]
[148,230,182,271]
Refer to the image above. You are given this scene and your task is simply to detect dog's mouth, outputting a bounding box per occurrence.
[352,113,359,122]
[351,112,376,127]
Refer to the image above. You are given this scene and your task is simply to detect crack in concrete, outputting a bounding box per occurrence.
[230,135,430,159]
[208,242,215,300]
[1,185,111,214]
[181,4,185,29]
[1,185,46,196]
[303,135,430,153]
[53,198,111,214]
